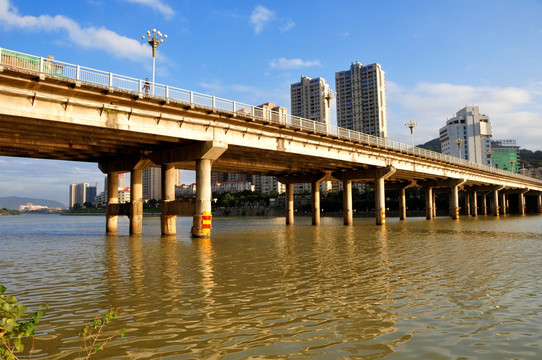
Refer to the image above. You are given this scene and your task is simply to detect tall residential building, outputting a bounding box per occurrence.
[142,167,181,200]
[68,182,88,209]
[439,106,492,164]
[290,76,331,128]
[491,139,520,173]
[335,62,387,137]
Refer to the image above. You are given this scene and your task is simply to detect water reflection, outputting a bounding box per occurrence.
[1,215,542,358]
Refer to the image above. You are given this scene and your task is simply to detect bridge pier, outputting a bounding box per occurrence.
[492,189,501,216]
[343,180,353,225]
[129,169,143,234]
[537,194,542,213]
[161,164,177,235]
[375,167,396,225]
[470,191,478,216]
[449,185,459,220]
[500,192,507,215]
[465,192,471,217]
[106,172,119,233]
[482,193,488,215]
[425,187,433,220]
[192,159,212,238]
[518,190,528,215]
[311,179,321,225]
[286,183,294,225]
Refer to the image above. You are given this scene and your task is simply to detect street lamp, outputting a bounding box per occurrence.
[322,88,333,133]
[405,120,417,148]
[142,29,167,95]
[456,138,464,160]
[487,150,493,167]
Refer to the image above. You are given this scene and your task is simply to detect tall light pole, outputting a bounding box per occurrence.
[456,138,464,160]
[487,150,493,167]
[405,120,417,148]
[322,88,333,133]
[142,29,167,95]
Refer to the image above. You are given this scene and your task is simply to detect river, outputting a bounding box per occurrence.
[1,214,542,359]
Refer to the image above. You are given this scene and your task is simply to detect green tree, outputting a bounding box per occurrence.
[0,285,47,360]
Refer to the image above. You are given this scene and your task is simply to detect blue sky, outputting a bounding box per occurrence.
[1,0,542,205]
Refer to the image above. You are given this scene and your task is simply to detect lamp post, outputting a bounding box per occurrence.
[142,29,167,95]
[405,120,417,148]
[322,88,333,133]
[456,138,464,160]
[487,150,493,167]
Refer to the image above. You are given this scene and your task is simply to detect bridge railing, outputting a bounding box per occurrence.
[1,47,539,184]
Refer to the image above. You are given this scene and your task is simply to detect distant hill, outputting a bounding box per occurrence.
[417,138,441,153]
[0,196,66,210]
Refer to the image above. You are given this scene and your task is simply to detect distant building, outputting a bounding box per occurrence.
[521,167,542,180]
[335,62,387,137]
[290,75,331,129]
[143,167,181,200]
[491,139,520,173]
[68,183,88,209]
[211,180,254,194]
[19,203,48,211]
[252,175,285,194]
[439,106,492,164]
[85,186,97,206]
[255,102,288,124]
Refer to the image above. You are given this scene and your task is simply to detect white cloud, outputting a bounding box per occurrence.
[199,81,224,92]
[386,81,541,150]
[280,19,295,32]
[124,0,175,19]
[270,58,322,70]
[0,0,148,60]
[250,5,275,34]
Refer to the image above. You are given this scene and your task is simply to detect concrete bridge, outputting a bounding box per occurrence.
[1,48,541,237]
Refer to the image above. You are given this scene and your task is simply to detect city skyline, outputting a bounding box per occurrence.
[1,0,542,203]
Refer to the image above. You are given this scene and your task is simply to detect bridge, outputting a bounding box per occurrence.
[1,48,541,237]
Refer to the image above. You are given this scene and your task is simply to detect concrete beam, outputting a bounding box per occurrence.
[99,156,153,174]
[333,166,395,182]
[418,178,466,188]
[150,140,228,165]
[277,171,331,185]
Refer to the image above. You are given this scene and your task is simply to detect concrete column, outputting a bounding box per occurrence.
[192,159,212,238]
[465,192,471,216]
[432,190,437,218]
[492,190,500,216]
[286,183,294,225]
[106,173,119,233]
[470,191,478,217]
[482,194,488,215]
[449,185,459,220]
[500,193,507,215]
[518,193,526,215]
[311,181,321,225]
[375,176,386,225]
[537,195,542,214]
[129,168,143,234]
[343,179,353,225]
[425,187,433,220]
[399,187,407,221]
[161,164,177,235]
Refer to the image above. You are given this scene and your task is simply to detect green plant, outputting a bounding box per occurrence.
[79,308,126,359]
[0,285,47,360]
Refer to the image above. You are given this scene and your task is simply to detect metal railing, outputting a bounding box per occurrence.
[0,47,539,185]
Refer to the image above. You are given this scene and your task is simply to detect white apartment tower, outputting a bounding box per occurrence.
[439,106,492,164]
[142,167,181,200]
[335,62,387,138]
[290,76,331,128]
[68,182,88,209]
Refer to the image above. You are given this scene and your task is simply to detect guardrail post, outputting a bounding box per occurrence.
[165,85,169,100]
[189,91,193,104]
[76,65,80,80]
[251,106,255,116]
[212,96,216,109]
[108,72,113,88]
[138,79,143,95]
[40,57,44,73]
[233,101,236,113]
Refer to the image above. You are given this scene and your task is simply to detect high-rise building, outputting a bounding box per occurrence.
[290,75,331,128]
[439,106,492,164]
[68,183,88,209]
[85,186,97,206]
[142,167,181,200]
[335,62,387,137]
[491,139,520,172]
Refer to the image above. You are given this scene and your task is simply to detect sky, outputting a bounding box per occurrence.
[1,0,542,205]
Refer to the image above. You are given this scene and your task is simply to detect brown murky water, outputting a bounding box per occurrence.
[1,214,542,359]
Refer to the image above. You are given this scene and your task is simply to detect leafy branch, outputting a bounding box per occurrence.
[79,308,126,359]
[0,285,47,360]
